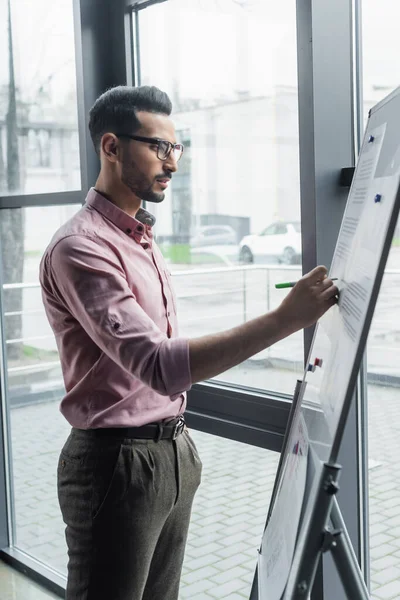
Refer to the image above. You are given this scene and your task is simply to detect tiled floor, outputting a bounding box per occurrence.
[7,403,278,599]
[0,561,59,599]
[2,378,400,599]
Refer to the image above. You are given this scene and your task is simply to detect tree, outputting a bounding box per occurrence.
[1,0,25,362]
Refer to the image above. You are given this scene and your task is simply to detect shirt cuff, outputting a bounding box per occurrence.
[159,337,192,398]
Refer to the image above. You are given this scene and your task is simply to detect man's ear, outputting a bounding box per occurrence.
[102,134,119,160]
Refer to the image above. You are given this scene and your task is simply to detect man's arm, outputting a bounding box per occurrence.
[44,235,191,397]
[46,237,337,395]
[189,266,337,383]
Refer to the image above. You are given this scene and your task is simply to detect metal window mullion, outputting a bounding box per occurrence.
[353,0,370,588]
[357,355,370,590]
[75,0,130,188]
[132,9,142,86]
[296,0,356,598]
[126,0,168,10]
[72,0,89,195]
[125,9,136,86]
[0,190,84,209]
[0,250,16,549]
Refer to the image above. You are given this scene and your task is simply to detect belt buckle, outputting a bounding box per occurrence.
[172,416,185,440]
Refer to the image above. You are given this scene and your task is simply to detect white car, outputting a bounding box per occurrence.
[239,221,302,264]
[190,225,237,247]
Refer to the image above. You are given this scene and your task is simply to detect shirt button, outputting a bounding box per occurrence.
[126,228,132,234]
[137,225,144,232]
[167,311,171,317]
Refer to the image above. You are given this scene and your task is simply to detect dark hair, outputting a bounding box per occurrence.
[88,85,173,155]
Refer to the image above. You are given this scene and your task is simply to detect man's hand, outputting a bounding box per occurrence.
[189,265,338,384]
[276,265,338,332]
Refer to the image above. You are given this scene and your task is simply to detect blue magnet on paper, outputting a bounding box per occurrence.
[368,135,375,143]
[374,194,382,203]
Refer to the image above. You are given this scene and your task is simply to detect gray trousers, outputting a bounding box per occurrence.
[57,427,202,600]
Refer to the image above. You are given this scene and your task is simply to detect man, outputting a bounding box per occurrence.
[39,85,338,600]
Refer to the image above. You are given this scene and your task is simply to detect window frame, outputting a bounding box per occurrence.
[130,0,303,451]
[0,0,369,598]
[0,0,88,209]
[132,4,363,598]
[0,0,133,589]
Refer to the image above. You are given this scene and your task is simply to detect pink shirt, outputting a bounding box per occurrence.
[39,188,191,428]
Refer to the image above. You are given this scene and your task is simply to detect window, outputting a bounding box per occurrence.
[135,0,302,395]
[361,0,400,596]
[181,430,278,598]
[1,204,81,571]
[361,0,400,113]
[261,225,277,236]
[0,0,81,196]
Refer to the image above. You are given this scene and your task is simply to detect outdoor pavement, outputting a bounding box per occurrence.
[5,249,400,598]
[6,379,400,600]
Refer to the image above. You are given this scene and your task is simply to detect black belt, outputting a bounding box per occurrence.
[87,415,186,442]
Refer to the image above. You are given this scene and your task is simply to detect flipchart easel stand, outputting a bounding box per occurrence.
[284,462,370,600]
[250,380,371,600]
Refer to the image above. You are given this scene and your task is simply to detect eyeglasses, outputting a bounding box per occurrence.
[115,134,184,162]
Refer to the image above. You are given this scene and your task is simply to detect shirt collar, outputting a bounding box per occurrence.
[85,188,156,243]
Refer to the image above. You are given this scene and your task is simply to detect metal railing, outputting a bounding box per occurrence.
[2,264,400,381]
[171,263,301,324]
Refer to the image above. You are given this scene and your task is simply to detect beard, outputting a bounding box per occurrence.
[121,160,166,204]
[139,189,165,203]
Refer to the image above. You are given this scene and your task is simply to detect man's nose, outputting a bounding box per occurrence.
[164,153,178,173]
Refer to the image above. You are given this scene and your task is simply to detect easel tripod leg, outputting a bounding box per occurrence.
[328,498,370,600]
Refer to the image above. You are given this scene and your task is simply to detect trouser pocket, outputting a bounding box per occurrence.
[57,436,123,525]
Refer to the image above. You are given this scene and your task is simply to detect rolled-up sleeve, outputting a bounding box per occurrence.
[48,234,191,397]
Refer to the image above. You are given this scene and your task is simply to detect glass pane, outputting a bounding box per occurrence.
[179,430,279,599]
[137,0,302,394]
[1,204,80,570]
[10,404,279,596]
[0,0,81,195]
[366,255,400,599]
[362,3,400,597]
[2,203,278,593]
[362,0,400,118]
[262,225,277,236]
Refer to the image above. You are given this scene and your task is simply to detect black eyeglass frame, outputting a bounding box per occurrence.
[115,133,184,161]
